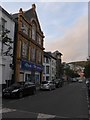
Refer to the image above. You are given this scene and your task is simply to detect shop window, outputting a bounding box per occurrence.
[25,74,32,82]
[46,76,49,81]
[35,73,40,85]
[20,73,24,82]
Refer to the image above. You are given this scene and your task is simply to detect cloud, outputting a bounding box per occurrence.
[45,15,88,62]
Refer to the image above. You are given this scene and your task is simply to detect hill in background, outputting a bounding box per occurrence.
[68,61,87,67]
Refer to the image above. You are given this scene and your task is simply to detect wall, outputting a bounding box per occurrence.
[0,9,15,84]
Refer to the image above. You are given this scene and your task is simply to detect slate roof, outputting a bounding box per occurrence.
[0,6,15,22]
[12,7,42,32]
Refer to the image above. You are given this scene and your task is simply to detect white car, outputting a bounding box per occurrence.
[40,81,56,90]
[78,79,83,83]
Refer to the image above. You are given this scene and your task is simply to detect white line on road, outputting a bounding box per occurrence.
[0,107,16,114]
[37,113,55,119]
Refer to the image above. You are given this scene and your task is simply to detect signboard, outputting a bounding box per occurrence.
[20,60,43,72]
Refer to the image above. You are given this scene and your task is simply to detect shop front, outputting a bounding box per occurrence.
[20,60,43,85]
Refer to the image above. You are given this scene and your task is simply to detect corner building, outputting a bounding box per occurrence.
[13,4,44,86]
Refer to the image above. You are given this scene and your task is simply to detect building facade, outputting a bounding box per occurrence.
[43,52,56,81]
[13,4,44,86]
[52,50,63,79]
[0,6,15,86]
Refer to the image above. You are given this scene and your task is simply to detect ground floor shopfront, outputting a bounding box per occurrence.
[18,60,43,86]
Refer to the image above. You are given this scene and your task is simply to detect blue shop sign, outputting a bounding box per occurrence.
[21,61,43,72]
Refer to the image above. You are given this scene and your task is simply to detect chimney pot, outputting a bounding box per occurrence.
[32,4,36,10]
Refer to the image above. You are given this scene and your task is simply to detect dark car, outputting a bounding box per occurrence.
[53,79,63,88]
[86,78,90,96]
[2,82,36,98]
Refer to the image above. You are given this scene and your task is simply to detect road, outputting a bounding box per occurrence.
[2,82,89,120]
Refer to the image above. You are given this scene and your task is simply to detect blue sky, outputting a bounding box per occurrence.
[1,1,88,63]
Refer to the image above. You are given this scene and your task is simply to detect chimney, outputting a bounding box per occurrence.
[32,4,36,11]
[19,8,23,14]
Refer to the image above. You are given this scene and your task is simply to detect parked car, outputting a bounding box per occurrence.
[2,82,36,98]
[72,78,78,82]
[78,79,83,83]
[86,78,90,96]
[86,78,90,87]
[53,79,63,88]
[40,81,56,91]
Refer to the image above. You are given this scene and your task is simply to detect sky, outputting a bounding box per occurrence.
[1,0,89,63]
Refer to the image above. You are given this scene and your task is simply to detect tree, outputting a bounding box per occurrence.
[1,29,13,57]
[84,61,90,78]
[64,67,79,78]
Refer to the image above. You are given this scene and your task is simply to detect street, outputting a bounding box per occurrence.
[2,82,89,120]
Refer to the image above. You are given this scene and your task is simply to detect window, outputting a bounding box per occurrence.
[19,40,22,58]
[44,57,45,63]
[46,57,49,63]
[22,42,28,59]
[1,18,7,32]
[37,35,41,45]
[21,21,28,35]
[43,66,45,74]
[32,23,36,41]
[46,66,49,74]
[30,47,36,62]
[38,51,42,64]
[46,76,49,81]
[25,74,32,82]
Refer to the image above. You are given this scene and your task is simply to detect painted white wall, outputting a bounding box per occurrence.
[43,56,56,81]
[50,58,56,81]
[0,8,15,84]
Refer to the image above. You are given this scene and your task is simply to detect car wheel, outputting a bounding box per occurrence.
[19,92,23,98]
[32,89,36,95]
[49,87,52,91]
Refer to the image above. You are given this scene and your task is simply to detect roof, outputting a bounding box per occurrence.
[12,6,42,32]
[53,50,63,56]
[44,51,57,60]
[0,6,15,22]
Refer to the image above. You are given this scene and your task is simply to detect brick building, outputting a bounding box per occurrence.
[13,4,44,86]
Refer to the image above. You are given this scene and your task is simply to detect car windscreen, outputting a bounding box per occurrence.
[41,81,48,84]
[11,84,21,89]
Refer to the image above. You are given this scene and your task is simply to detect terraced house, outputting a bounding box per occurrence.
[13,4,44,86]
[0,6,15,87]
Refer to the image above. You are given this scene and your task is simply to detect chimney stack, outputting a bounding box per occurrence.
[32,4,36,11]
[19,8,23,14]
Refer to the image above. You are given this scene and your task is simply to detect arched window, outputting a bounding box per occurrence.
[32,23,36,41]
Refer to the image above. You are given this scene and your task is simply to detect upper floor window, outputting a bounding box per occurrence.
[1,18,7,32]
[37,35,42,45]
[46,57,49,63]
[32,23,36,41]
[21,21,28,36]
[21,41,28,59]
[30,47,36,62]
[46,66,49,74]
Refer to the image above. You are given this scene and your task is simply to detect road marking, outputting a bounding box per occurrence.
[0,107,16,114]
[37,113,55,118]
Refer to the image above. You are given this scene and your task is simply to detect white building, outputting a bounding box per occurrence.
[0,6,15,85]
[43,52,56,81]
